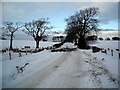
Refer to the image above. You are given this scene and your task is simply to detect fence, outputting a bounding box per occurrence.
[1,46,56,60]
[92,46,120,59]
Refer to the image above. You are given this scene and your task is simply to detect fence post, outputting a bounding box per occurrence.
[9,52,11,60]
[119,53,120,59]
[31,50,32,54]
[26,50,27,55]
[111,50,113,56]
[108,48,109,55]
[19,51,22,57]
[105,49,107,54]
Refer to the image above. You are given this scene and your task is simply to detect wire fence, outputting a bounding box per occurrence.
[1,46,55,60]
[92,46,120,59]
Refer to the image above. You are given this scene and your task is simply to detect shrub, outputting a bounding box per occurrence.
[112,37,120,40]
[53,42,65,48]
[86,35,97,41]
[98,37,103,40]
[105,37,110,40]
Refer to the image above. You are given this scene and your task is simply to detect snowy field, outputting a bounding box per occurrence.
[0,40,119,89]
[90,40,119,50]
[89,40,120,60]
[0,40,60,50]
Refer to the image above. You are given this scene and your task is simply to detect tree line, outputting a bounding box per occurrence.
[2,7,101,50]
[98,37,120,40]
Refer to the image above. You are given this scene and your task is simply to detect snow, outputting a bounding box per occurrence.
[1,40,59,50]
[60,42,77,48]
[0,40,119,89]
[36,50,93,88]
[2,50,65,88]
[98,31,119,39]
[90,40,119,50]
[48,34,66,37]
[81,40,119,88]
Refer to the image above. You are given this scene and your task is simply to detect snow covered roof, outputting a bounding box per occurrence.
[47,34,66,37]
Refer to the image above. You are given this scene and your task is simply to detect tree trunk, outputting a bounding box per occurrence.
[77,36,88,49]
[74,36,77,45]
[36,40,40,48]
[10,33,13,50]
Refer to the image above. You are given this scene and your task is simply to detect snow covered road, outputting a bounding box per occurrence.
[2,49,118,88]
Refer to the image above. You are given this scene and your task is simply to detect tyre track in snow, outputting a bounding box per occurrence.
[37,49,93,88]
[8,52,71,88]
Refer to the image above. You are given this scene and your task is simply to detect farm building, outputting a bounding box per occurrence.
[46,34,66,42]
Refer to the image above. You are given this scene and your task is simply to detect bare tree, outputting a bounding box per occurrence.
[1,29,7,40]
[2,22,22,49]
[23,18,52,48]
[65,7,100,49]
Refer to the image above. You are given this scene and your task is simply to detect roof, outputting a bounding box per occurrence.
[47,34,66,37]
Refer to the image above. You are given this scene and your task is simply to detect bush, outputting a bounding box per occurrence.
[86,35,97,41]
[53,42,65,48]
[98,37,103,40]
[51,48,77,52]
[105,37,110,40]
[112,37,120,40]
[42,39,47,41]
[92,46,102,53]
[12,48,19,52]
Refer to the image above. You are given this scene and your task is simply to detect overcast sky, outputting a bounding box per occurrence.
[1,1,119,39]
[2,2,118,30]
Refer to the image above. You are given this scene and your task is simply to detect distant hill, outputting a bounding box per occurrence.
[100,29,117,31]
